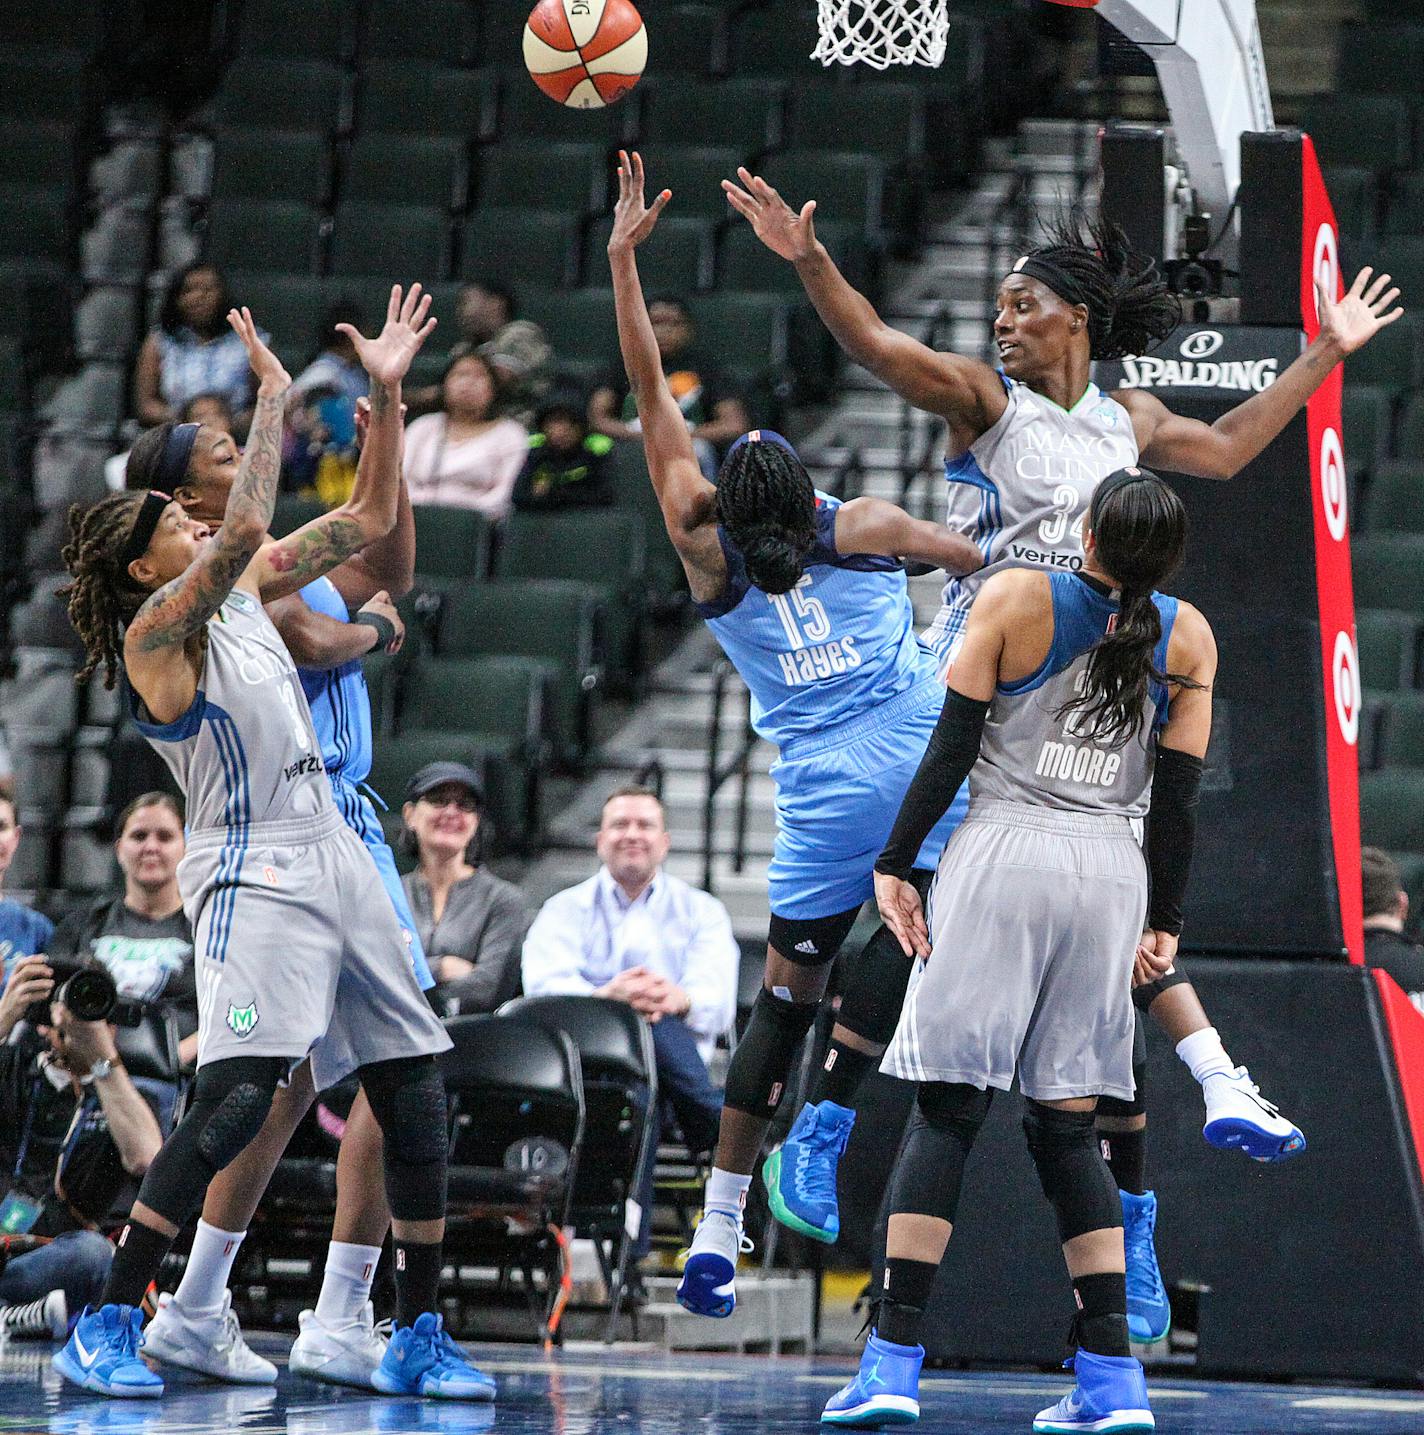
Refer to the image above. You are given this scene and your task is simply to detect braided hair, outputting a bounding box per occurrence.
[60,492,155,690]
[1025,211,1181,361]
[714,439,817,595]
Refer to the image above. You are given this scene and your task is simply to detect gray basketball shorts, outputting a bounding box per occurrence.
[178,807,451,1090]
[882,798,1147,1103]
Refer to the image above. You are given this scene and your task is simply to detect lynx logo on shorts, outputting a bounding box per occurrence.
[227,1001,260,1038]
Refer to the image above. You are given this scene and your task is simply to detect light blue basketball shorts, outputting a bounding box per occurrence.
[332,778,435,992]
[767,681,970,921]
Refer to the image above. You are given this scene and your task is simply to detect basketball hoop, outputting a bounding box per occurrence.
[812,0,949,69]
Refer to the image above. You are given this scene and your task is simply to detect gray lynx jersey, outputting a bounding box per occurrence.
[970,573,1178,818]
[131,589,333,833]
[923,377,1139,662]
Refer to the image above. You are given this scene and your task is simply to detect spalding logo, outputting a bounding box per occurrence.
[1179,330,1224,359]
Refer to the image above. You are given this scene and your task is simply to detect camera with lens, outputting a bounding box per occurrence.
[1163,213,1224,316]
[25,959,118,1028]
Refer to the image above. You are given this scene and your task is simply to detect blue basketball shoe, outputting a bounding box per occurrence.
[1202,1067,1305,1162]
[821,1330,923,1426]
[1121,1191,1171,1345]
[764,1100,856,1243]
[676,1209,754,1318]
[370,1313,495,1400]
[52,1304,164,1398]
[1033,1350,1154,1433]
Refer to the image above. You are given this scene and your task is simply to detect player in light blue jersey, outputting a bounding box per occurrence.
[607,153,985,1313]
[123,379,439,1387]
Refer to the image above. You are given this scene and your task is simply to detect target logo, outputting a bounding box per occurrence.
[1313,223,1339,316]
[1332,630,1360,746]
[1320,426,1347,542]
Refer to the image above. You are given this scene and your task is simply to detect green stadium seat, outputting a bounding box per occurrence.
[412,504,492,581]
[584,216,712,291]
[206,200,322,275]
[729,2,826,77]
[1361,769,1424,851]
[493,76,634,146]
[495,509,647,691]
[647,146,746,219]
[270,494,326,538]
[1342,384,1391,482]
[0,187,70,266]
[329,202,449,279]
[0,7,111,56]
[1323,166,1377,244]
[1378,691,1424,769]
[437,579,603,761]
[1363,462,1424,534]
[363,0,478,66]
[1342,313,1420,396]
[1352,535,1424,615]
[689,290,791,385]
[1385,171,1424,237]
[359,63,497,140]
[224,271,329,362]
[344,134,468,211]
[604,441,688,612]
[331,277,461,354]
[788,81,927,159]
[476,0,545,65]
[237,0,355,63]
[362,645,407,739]
[211,128,333,206]
[1373,236,1424,306]
[718,217,862,294]
[475,142,608,216]
[1357,609,1422,691]
[1399,394,1424,459]
[519,287,617,364]
[1338,25,1424,96]
[1301,95,1414,173]
[639,4,726,75]
[397,654,551,847]
[0,51,97,127]
[0,123,82,201]
[213,60,351,137]
[460,210,579,287]
[760,150,887,236]
[637,78,784,159]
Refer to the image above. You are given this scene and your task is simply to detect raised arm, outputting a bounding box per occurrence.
[251,283,435,602]
[834,494,983,576]
[1123,267,1403,480]
[607,151,718,546]
[722,168,1007,447]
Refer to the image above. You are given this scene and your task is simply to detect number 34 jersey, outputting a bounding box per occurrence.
[922,377,1140,663]
[696,492,940,750]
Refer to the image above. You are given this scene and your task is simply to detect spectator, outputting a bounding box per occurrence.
[410,279,553,423]
[513,394,617,511]
[283,301,368,504]
[588,295,750,478]
[0,954,165,1336]
[400,763,528,1017]
[105,392,235,493]
[132,263,267,432]
[1363,847,1424,1012]
[47,794,197,1072]
[522,787,736,1256]
[404,352,528,518]
[0,777,52,969]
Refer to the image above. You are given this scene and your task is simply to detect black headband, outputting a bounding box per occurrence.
[119,490,174,566]
[153,421,200,492]
[1010,254,1090,311]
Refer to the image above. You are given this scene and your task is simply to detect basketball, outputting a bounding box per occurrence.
[523,0,648,109]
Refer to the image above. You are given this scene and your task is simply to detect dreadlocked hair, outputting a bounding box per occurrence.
[60,492,154,690]
[1056,471,1203,746]
[714,441,818,595]
[1029,210,1181,361]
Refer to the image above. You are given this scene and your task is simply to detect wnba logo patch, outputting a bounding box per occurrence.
[227,1001,260,1038]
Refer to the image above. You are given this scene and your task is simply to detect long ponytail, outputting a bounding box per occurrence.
[1057,468,1203,745]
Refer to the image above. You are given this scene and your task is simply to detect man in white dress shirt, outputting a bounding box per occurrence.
[522,786,738,1253]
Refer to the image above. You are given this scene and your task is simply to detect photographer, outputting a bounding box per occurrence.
[0,954,164,1334]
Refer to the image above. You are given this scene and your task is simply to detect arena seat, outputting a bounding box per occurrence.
[492,76,635,147]
[601,443,689,615]
[644,146,751,220]
[329,201,449,279]
[361,0,476,67]
[211,60,352,138]
[517,286,618,367]
[1360,769,1424,851]
[637,3,727,76]
[343,133,469,212]
[1351,535,1424,614]
[584,216,713,293]
[788,82,928,161]
[0,51,99,128]
[224,271,329,360]
[1384,171,1424,237]
[1356,609,1422,691]
[206,200,324,276]
[1321,165,1377,245]
[1301,94,1415,174]
[757,151,888,243]
[0,188,72,267]
[1341,384,1390,484]
[410,505,492,582]
[0,123,84,203]
[235,0,356,65]
[1362,462,1424,534]
[459,210,580,288]
[1337,25,1424,96]
[1376,691,1424,769]
[1398,394,1424,458]
[475,142,609,218]
[637,77,785,160]
[358,62,498,141]
[210,129,335,208]
[728,1,828,77]
[1341,313,1420,396]
[690,290,792,388]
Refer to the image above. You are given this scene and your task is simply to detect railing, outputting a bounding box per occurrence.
[701,660,756,895]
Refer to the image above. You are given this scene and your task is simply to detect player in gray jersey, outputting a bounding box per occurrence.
[53,292,494,1402]
[822,468,1211,1434]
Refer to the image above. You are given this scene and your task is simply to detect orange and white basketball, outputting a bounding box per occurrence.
[523,0,648,109]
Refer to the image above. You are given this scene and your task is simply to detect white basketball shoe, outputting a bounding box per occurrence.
[287,1301,390,1389]
[140,1290,278,1384]
[1203,1066,1306,1162]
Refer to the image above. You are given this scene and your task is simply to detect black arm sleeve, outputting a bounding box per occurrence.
[1144,745,1204,936]
[875,688,990,880]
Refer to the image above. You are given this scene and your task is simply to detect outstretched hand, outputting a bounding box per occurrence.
[609,150,671,255]
[1318,266,1403,356]
[339,283,437,389]
[721,167,817,263]
[874,871,930,960]
[227,306,290,393]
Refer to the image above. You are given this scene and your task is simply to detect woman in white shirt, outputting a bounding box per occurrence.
[403,351,528,518]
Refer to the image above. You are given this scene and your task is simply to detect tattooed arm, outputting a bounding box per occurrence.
[123,309,290,723]
[252,283,436,603]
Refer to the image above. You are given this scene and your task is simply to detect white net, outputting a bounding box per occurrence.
[812,0,949,69]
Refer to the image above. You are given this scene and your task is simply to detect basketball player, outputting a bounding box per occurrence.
[606,152,982,1317]
[128,392,432,1387]
[53,291,493,1401]
[725,171,1401,1334]
[823,467,1209,1433]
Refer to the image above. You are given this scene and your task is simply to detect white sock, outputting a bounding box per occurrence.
[173,1220,246,1315]
[704,1168,752,1222]
[314,1241,383,1327]
[1176,1027,1236,1085]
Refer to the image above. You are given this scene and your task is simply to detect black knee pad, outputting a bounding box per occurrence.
[360,1056,449,1221]
[1133,960,1190,1013]
[890,1083,992,1222]
[1097,1016,1148,1121]
[917,1080,993,1142]
[835,920,918,1047]
[768,904,862,967]
[1022,1100,1122,1244]
[722,986,820,1119]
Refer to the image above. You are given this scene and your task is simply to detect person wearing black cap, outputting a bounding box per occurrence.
[400,764,528,1017]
